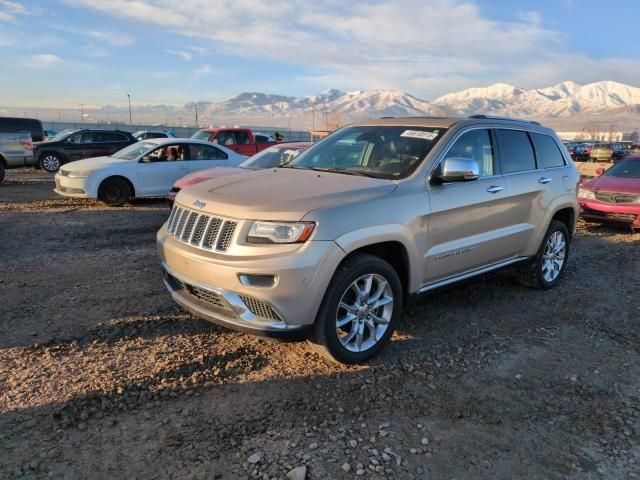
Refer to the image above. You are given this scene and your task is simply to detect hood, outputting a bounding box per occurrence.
[175,167,246,189]
[582,175,640,194]
[60,156,130,171]
[175,168,398,221]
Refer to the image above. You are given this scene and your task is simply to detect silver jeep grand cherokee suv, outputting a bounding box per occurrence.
[158,116,578,363]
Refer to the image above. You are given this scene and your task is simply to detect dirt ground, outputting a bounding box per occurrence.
[1,168,639,480]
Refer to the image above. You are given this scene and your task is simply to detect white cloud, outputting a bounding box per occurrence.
[65,0,639,98]
[88,30,135,47]
[0,0,28,22]
[166,49,193,61]
[27,54,63,69]
[0,0,26,14]
[193,64,216,77]
[0,10,14,22]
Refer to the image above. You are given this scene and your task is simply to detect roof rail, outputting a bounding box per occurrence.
[468,114,540,125]
[379,116,394,119]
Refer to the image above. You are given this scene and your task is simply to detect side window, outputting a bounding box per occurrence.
[496,129,536,174]
[442,129,495,177]
[141,144,184,163]
[68,132,84,144]
[217,132,236,146]
[108,132,129,142]
[188,144,228,160]
[234,131,250,145]
[530,133,565,169]
[93,132,107,142]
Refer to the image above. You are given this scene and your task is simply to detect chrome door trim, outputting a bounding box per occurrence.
[418,256,528,293]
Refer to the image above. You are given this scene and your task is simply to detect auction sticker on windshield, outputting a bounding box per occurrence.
[401,130,439,140]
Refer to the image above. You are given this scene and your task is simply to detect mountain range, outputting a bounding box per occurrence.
[190,81,640,121]
[4,80,639,130]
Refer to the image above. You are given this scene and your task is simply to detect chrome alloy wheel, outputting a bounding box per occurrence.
[42,155,60,172]
[542,231,566,283]
[336,274,393,353]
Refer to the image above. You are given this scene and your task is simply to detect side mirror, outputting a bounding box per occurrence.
[596,167,605,176]
[437,157,480,182]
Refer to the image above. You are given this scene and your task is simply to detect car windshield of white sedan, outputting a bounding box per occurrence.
[604,159,640,178]
[287,126,445,179]
[111,141,158,160]
[239,146,305,169]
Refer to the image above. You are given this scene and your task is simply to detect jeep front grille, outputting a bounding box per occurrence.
[167,206,237,252]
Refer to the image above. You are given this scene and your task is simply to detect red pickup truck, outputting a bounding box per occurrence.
[191,127,278,156]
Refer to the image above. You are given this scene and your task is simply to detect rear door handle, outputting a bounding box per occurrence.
[486,185,504,193]
[538,177,552,184]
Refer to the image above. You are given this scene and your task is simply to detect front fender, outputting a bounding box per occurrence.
[334,224,422,292]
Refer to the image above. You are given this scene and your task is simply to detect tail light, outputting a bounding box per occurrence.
[20,137,33,150]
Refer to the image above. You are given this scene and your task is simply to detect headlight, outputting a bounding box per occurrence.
[247,221,315,244]
[67,170,93,178]
[578,188,595,200]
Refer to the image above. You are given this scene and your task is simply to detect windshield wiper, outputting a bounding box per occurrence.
[308,167,385,178]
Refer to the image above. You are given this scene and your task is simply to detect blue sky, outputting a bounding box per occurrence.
[0,0,638,108]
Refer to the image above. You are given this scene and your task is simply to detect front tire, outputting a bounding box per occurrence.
[311,253,403,364]
[39,153,62,173]
[517,220,570,290]
[98,178,132,206]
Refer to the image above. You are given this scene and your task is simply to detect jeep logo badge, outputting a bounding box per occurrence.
[193,200,207,209]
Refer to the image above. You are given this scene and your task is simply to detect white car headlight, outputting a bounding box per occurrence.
[578,188,595,200]
[247,221,315,244]
[67,170,94,178]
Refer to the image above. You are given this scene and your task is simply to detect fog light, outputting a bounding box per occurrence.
[238,274,277,288]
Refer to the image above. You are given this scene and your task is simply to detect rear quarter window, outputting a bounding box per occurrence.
[530,133,566,168]
[496,129,536,174]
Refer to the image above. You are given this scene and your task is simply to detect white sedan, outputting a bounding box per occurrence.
[54,138,246,205]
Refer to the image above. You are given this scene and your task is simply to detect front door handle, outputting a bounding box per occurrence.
[538,177,552,184]
[486,185,504,193]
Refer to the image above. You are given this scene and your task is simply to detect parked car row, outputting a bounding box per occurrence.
[563,139,635,163]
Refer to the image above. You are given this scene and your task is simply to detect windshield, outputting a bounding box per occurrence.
[288,126,445,179]
[603,158,640,178]
[48,129,76,142]
[191,130,213,141]
[239,145,307,169]
[111,141,158,160]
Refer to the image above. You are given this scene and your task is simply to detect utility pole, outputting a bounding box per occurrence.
[270,103,274,127]
[194,102,199,127]
[80,104,84,124]
[312,101,316,131]
[127,94,132,126]
[324,105,328,130]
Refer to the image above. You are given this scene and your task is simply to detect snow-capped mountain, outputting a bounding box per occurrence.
[432,80,640,117]
[192,80,640,122]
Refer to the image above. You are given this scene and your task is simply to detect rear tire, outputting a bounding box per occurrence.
[310,253,403,364]
[517,220,570,290]
[98,178,132,206]
[39,153,62,173]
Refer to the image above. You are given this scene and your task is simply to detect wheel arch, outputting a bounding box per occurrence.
[0,153,7,167]
[334,227,417,298]
[98,175,136,198]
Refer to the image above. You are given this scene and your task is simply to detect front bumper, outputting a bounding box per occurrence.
[54,174,91,198]
[157,225,346,334]
[579,199,640,228]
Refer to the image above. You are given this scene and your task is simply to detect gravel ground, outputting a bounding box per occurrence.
[1,168,639,479]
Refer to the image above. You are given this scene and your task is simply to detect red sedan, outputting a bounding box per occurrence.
[578,156,640,231]
[167,142,312,206]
